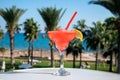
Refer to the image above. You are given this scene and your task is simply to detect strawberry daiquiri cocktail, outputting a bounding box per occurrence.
[48,11,77,76]
[48,28,76,76]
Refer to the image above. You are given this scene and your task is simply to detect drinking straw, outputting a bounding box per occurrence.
[65,11,77,30]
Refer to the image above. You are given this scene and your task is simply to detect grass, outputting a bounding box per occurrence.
[32,60,117,73]
[0,58,117,73]
[0,59,21,71]
[33,60,50,68]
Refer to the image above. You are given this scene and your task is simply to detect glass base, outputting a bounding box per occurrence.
[53,68,70,76]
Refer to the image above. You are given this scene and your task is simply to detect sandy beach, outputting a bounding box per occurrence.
[0,49,105,61]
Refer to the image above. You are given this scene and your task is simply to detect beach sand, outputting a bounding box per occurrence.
[0,49,106,62]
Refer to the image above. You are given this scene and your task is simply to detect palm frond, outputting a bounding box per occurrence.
[0,6,26,32]
[37,7,66,31]
[89,0,120,17]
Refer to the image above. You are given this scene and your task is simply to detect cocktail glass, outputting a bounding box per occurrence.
[48,28,76,76]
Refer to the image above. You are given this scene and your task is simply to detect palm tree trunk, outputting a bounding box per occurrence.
[2,52,4,60]
[115,53,117,66]
[117,28,120,73]
[109,53,113,72]
[50,45,54,67]
[79,53,82,68]
[28,42,31,64]
[50,41,55,67]
[31,40,34,65]
[9,32,14,69]
[95,51,98,70]
[73,55,76,68]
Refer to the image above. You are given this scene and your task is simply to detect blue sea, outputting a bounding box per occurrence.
[0,33,92,52]
[0,33,50,50]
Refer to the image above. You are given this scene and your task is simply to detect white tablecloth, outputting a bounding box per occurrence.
[0,68,120,80]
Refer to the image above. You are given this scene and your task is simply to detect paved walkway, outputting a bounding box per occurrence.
[0,68,120,80]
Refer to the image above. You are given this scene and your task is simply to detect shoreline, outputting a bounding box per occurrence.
[0,49,105,61]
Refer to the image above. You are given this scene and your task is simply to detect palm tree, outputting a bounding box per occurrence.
[73,20,88,68]
[103,42,118,72]
[66,38,83,68]
[74,20,87,37]
[103,28,118,72]
[74,19,87,31]
[85,21,105,70]
[24,18,40,65]
[103,17,118,72]
[89,0,120,73]
[0,6,26,69]
[104,17,119,67]
[37,7,66,67]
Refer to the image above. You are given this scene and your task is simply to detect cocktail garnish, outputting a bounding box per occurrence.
[72,29,83,41]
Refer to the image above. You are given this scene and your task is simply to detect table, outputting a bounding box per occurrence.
[0,68,120,80]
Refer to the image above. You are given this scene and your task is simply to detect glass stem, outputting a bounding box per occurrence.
[60,51,64,69]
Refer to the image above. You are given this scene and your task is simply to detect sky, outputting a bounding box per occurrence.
[0,0,113,33]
